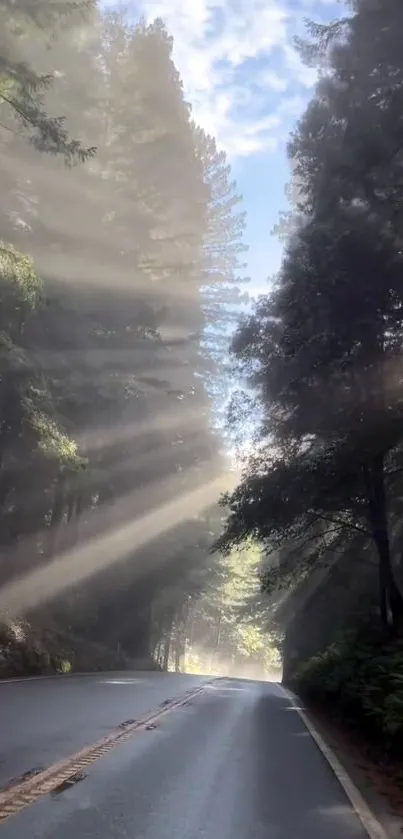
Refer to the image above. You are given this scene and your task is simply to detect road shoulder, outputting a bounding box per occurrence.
[283,687,403,839]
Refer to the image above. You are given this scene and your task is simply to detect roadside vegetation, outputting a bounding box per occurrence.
[0,620,148,678]
[294,627,403,759]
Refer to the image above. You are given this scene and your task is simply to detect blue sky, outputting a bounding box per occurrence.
[137,0,341,295]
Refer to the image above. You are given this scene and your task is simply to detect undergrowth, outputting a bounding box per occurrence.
[293,624,403,758]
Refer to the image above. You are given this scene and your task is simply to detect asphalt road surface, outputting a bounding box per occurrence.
[0,673,371,838]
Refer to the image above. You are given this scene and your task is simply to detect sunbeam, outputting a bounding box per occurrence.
[0,476,229,617]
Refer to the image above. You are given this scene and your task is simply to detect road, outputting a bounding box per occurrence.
[0,672,371,838]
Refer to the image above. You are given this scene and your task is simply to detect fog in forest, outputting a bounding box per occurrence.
[4,2,403,760]
[0,0,282,679]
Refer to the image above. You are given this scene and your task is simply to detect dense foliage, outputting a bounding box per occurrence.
[0,0,249,671]
[294,628,403,757]
[219,0,403,634]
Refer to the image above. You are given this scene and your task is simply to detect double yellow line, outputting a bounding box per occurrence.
[0,683,209,824]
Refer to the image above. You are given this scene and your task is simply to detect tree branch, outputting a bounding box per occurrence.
[0,93,34,126]
[308,511,370,537]
[0,120,23,138]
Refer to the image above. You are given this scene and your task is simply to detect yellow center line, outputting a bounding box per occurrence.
[0,683,211,824]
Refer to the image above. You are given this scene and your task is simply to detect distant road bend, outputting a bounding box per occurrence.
[0,672,375,838]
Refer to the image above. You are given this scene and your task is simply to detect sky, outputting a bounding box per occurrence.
[136,0,341,294]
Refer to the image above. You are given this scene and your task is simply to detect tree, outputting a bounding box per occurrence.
[182,537,281,676]
[0,6,252,672]
[32,15,215,658]
[0,243,86,583]
[219,0,403,632]
[195,129,250,435]
[0,0,96,162]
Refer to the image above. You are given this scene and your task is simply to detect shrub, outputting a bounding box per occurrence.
[294,629,403,755]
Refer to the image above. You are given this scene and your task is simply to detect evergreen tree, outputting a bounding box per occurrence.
[0,7,251,669]
[219,0,403,632]
[0,0,96,161]
[194,128,250,437]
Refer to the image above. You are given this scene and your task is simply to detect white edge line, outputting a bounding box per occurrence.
[0,672,102,684]
[282,686,391,839]
[0,673,213,685]
[0,675,60,684]
[0,671,160,685]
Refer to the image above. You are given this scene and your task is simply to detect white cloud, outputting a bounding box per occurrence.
[137,0,335,157]
[282,43,318,89]
[260,71,289,93]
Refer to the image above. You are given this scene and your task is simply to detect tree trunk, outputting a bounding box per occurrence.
[162,632,171,671]
[364,456,403,632]
[155,638,162,665]
[174,638,181,673]
[63,491,82,550]
[46,475,66,557]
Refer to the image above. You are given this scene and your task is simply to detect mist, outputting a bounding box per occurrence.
[0,0,279,681]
